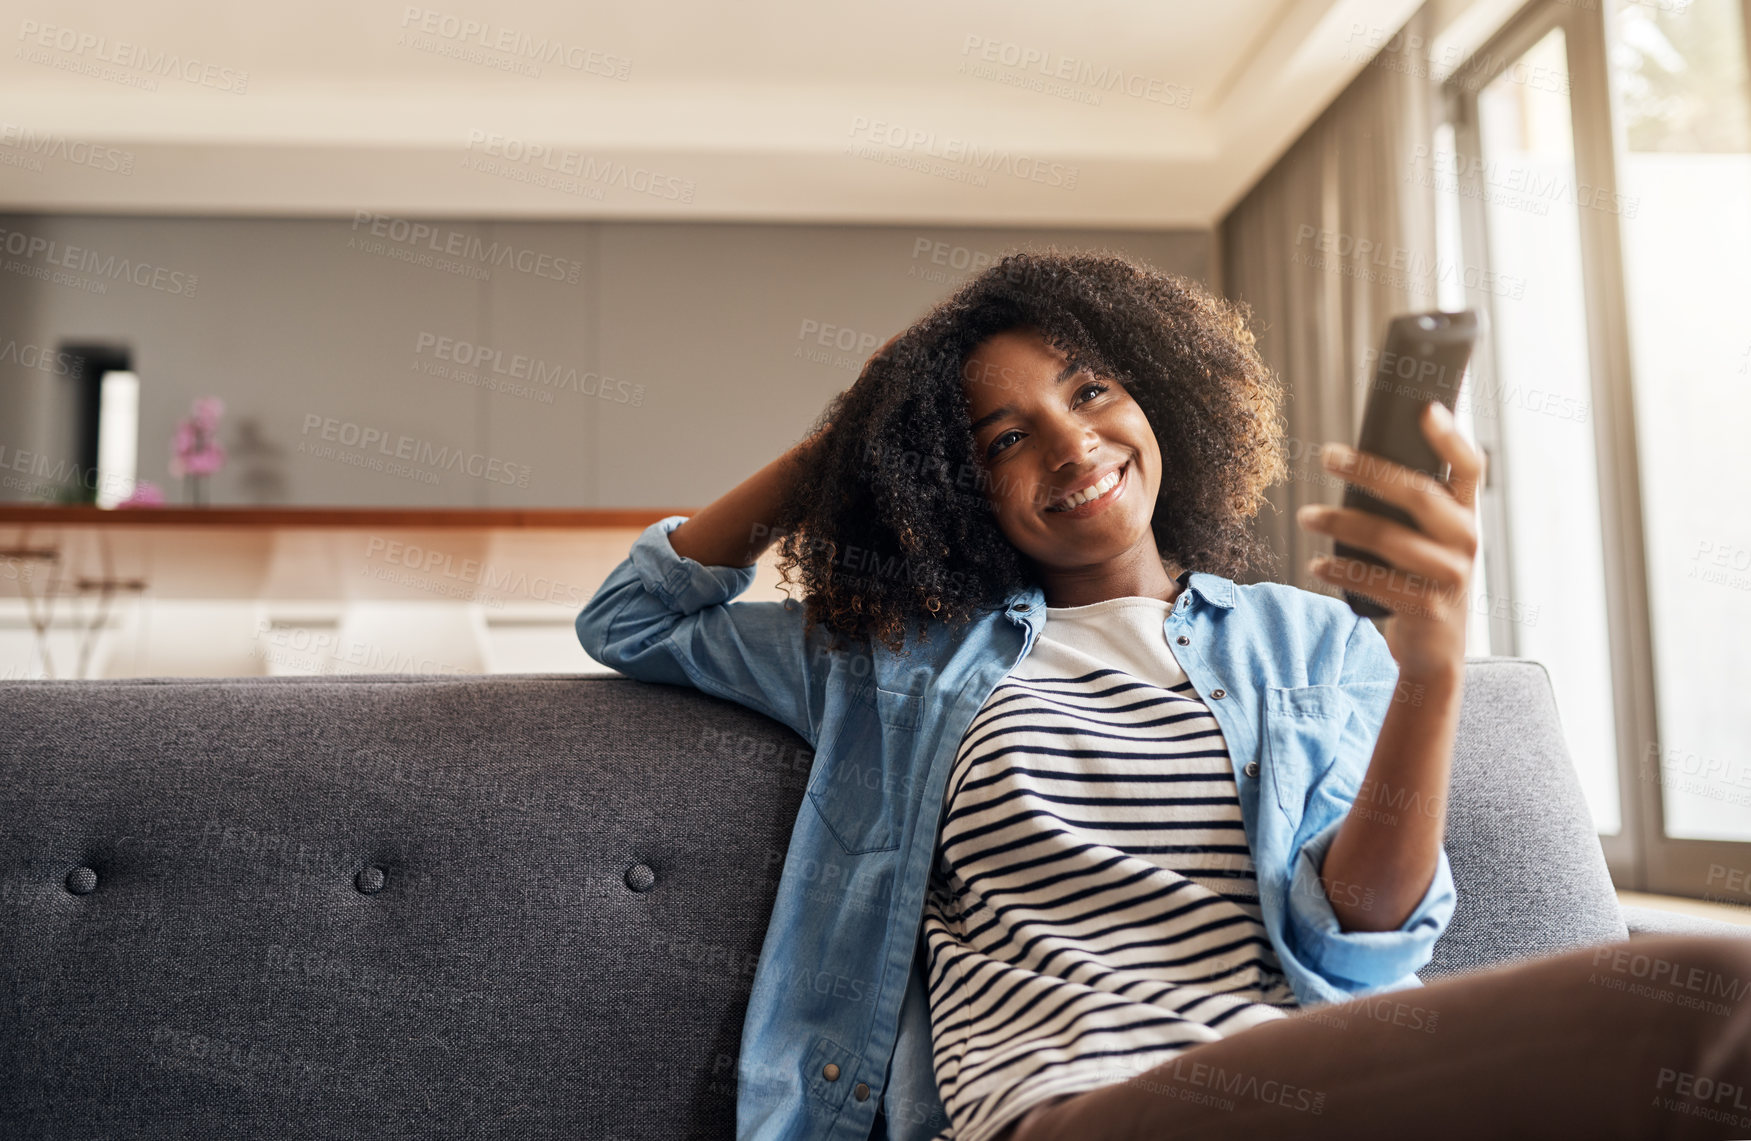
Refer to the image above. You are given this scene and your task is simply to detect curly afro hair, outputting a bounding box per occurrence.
[769,247,1288,658]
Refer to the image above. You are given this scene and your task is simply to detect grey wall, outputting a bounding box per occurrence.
[0,216,1211,508]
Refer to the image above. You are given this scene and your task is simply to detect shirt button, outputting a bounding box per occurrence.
[1245,761,1260,778]
[855,1083,871,1101]
[823,1063,840,1081]
[1211,688,1226,699]
[1176,635,1190,645]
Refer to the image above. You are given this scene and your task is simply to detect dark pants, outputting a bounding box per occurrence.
[1000,934,1751,1141]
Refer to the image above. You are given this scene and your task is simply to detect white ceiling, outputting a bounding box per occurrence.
[0,0,1497,227]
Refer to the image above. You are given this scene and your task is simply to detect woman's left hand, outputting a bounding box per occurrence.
[1296,401,1486,682]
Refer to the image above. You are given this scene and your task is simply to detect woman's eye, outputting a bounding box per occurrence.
[985,382,1111,458]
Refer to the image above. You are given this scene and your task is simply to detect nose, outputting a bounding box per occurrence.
[1039,411,1101,475]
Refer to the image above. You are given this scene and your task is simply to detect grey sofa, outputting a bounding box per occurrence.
[3,656,1747,1140]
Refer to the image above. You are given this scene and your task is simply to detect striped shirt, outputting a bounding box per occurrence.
[922,594,1301,1141]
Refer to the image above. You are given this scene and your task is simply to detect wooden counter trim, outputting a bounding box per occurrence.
[0,507,693,528]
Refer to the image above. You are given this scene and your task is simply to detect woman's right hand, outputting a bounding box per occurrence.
[680,329,906,565]
[860,330,903,381]
[813,329,902,442]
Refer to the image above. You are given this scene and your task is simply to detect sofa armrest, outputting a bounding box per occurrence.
[1620,904,1751,942]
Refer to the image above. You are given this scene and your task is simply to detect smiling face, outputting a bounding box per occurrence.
[960,326,1180,606]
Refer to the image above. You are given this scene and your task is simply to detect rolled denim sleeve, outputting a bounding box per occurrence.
[575,514,833,745]
[1282,612,1457,992]
[1286,813,1457,989]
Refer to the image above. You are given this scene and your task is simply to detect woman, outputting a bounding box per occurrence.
[577,250,1751,1141]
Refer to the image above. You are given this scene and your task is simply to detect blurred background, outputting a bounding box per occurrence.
[0,0,1746,910]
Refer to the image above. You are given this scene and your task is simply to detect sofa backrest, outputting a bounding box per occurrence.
[0,658,1625,1138]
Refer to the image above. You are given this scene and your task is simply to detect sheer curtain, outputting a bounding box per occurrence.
[1219,2,1441,589]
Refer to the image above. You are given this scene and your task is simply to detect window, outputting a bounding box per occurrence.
[1443,0,1751,894]
[1609,0,1751,845]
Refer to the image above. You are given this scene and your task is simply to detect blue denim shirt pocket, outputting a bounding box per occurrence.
[805,1032,874,1111]
[874,685,924,731]
[1263,684,1350,824]
[807,684,920,854]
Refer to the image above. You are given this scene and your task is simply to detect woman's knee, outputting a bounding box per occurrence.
[1587,934,1751,1008]
[1582,933,1751,1071]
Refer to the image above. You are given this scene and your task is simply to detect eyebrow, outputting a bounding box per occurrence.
[967,359,1085,437]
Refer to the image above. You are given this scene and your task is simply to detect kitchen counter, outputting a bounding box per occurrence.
[0,505,687,604]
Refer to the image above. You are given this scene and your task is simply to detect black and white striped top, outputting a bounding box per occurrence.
[922,595,1300,1141]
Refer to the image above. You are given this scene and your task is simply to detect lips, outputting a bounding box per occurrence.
[1045,460,1129,514]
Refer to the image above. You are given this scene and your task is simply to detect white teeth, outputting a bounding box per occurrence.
[1050,465,1122,511]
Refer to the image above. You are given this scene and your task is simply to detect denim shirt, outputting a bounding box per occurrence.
[575,515,1457,1141]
